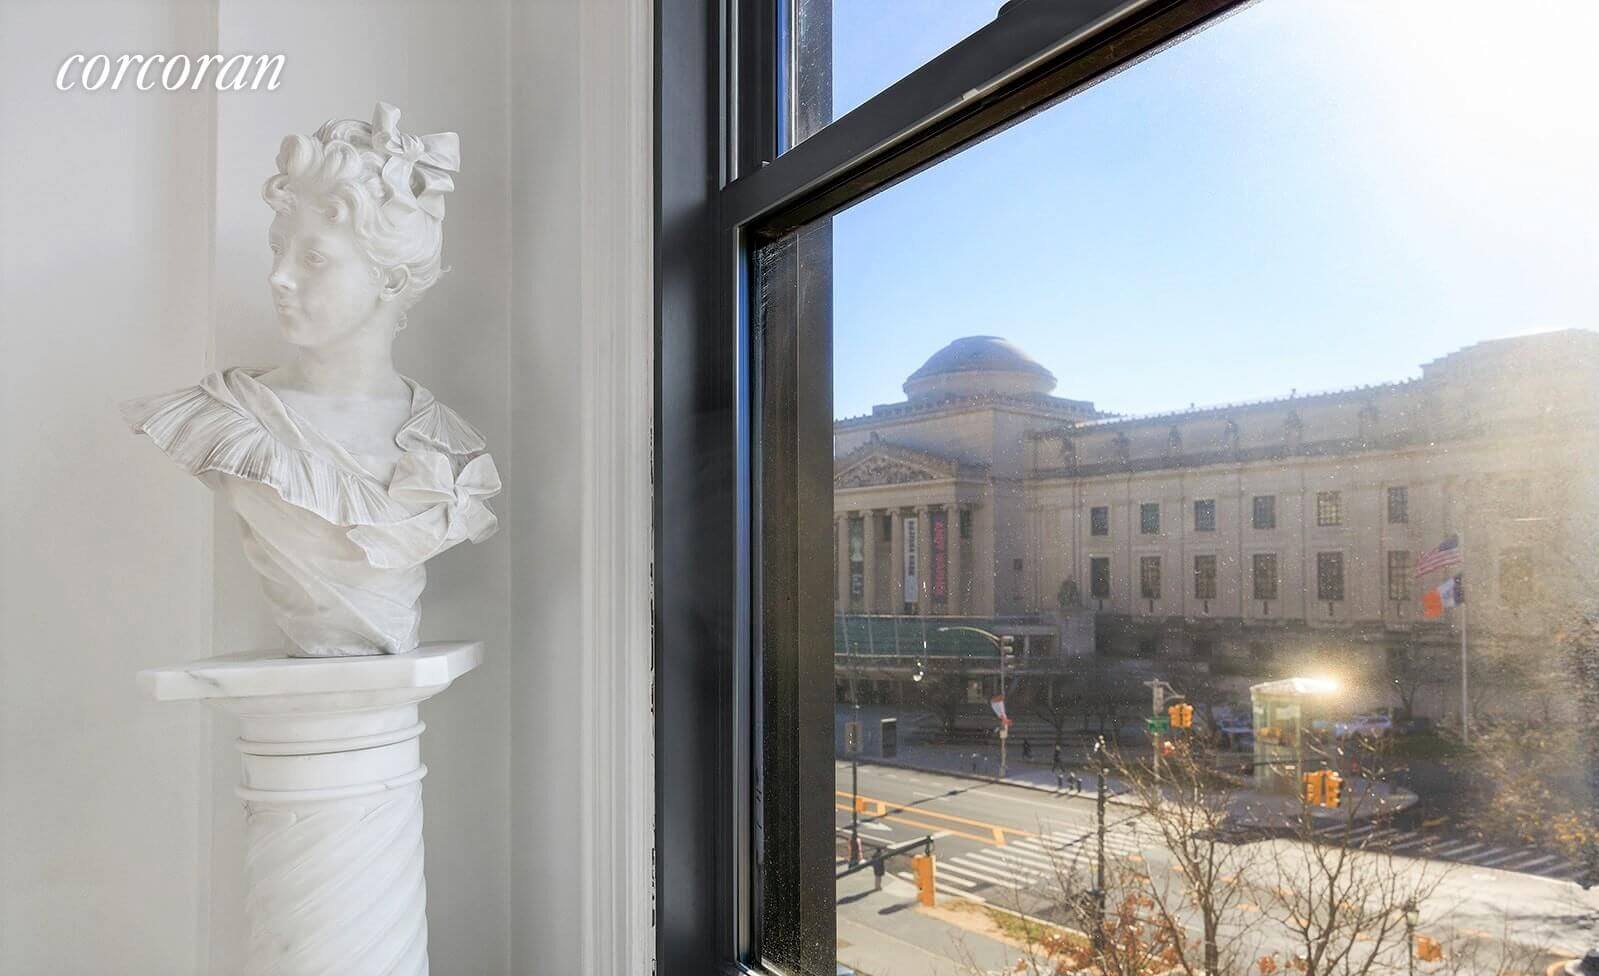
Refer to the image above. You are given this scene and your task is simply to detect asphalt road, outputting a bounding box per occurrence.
[835,760,1599,974]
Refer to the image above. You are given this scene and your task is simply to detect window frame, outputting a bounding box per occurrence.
[1387,485,1409,524]
[1252,551,1279,601]
[1387,549,1412,602]
[1140,555,1163,600]
[1193,553,1218,600]
[1194,497,1216,532]
[1316,489,1343,527]
[1090,555,1112,599]
[656,1,1248,971]
[1317,550,1346,602]
[1140,501,1161,534]
[1090,504,1110,536]
[1253,493,1276,530]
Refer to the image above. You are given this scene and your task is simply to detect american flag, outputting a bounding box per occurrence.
[1414,534,1462,578]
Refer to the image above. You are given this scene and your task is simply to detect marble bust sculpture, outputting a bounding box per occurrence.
[123,102,499,657]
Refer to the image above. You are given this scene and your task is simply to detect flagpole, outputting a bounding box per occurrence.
[1459,527,1469,746]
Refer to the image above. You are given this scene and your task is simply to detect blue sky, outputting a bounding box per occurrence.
[827,0,1599,419]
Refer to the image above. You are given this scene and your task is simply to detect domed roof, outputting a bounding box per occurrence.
[903,336,1057,401]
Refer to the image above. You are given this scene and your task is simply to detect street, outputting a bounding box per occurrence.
[836,761,1599,976]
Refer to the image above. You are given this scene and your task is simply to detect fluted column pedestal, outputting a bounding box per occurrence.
[139,642,482,976]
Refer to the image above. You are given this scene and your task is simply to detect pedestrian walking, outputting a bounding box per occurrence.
[1021,738,1033,760]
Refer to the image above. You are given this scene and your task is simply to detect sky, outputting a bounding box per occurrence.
[823,0,1599,419]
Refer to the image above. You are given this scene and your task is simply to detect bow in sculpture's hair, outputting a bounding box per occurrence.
[368,101,460,222]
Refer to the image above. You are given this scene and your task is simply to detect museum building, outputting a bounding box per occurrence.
[834,331,1599,705]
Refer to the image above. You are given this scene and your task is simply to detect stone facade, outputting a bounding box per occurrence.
[836,332,1599,709]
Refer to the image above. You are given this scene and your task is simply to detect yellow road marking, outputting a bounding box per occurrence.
[837,790,1029,846]
[834,803,994,844]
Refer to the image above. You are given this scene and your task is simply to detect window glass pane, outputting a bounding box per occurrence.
[788,0,1001,149]
[758,0,1599,969]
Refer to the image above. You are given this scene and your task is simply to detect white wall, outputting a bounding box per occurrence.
[0,1,649,973]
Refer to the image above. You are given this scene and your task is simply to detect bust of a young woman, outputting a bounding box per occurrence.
[123,102,498,657]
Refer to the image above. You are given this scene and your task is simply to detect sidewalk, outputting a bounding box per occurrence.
[838,704,1139,798]
[838,705,1417,825]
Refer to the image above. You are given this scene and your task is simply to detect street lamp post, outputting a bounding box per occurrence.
[1403,898,1419,976]
[938,625,1014,778]
[1092,735,1108,953]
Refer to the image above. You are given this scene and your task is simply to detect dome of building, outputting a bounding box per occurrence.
[903,335,1057,401]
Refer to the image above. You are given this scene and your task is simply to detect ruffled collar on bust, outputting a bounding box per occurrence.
[121,367,491,529]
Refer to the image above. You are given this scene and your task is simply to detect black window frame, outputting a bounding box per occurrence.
[1253,493,1276,530]
[1316,489,1343,527]
[1090,555,1112,599]
[1140,501,1161,534]
[1252,552,1278,601]
[1090,504,1110,536]
[1140,555,1163,600]
[1387,549,1411,601]
[1194,497,1216,532]
[1193,553,1217,600]
[1317,550,1346,602]
[655,1,1246,971]
[1387,485,1409,524]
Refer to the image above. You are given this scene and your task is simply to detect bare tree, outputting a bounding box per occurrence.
[1254,765,1446,976]
[1111,737,1263,976]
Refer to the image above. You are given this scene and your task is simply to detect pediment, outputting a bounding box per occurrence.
[833,436,970,489]
[836,455,941,488]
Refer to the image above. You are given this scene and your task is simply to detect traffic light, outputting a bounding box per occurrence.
[1179,703,1194,729]
[1166,703,1194,730]
[1302,771,1323,806]
[1323,771,1343,808]
[912,853,937,907]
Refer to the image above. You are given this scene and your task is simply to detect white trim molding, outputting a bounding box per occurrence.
[578,0,655,973]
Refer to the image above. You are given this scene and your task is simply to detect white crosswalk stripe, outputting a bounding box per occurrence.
[935,827,1151,893]
[1302,821,1575,880]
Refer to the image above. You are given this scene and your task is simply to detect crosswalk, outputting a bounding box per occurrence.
[1309,821,1588,882]
[926,821,1152,895]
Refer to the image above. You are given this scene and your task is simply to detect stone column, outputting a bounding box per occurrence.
[915,505,932,616]
[888,509,905,612]
[140,642,482,976]
[862,508,879,614]
[835,515,849,612]
[948,504,965,615]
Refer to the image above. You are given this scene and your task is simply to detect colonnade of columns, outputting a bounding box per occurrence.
[835,503,970,615]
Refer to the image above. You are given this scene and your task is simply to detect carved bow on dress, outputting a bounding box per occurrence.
[369,101,460,221]
[387,450,501,546]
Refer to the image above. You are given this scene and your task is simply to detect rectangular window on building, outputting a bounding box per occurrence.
[1090,505,1109,536]
[958,508,971,539]
[1193,554,1217,600]
[1317,551,1345,601]
[1090,557,1111,599]
[1387,550,1411,601]
[1316,490,1343,526]
[1253,495,1276,530]
[881,513,892,542]
[1140,502,1160,534]
[1388,486,1408,524]
[1252,553,1278,601]
[1140,556,1162,599]
[1194,499,1216,532]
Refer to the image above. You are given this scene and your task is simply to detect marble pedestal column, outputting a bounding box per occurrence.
[139,642,482,976]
